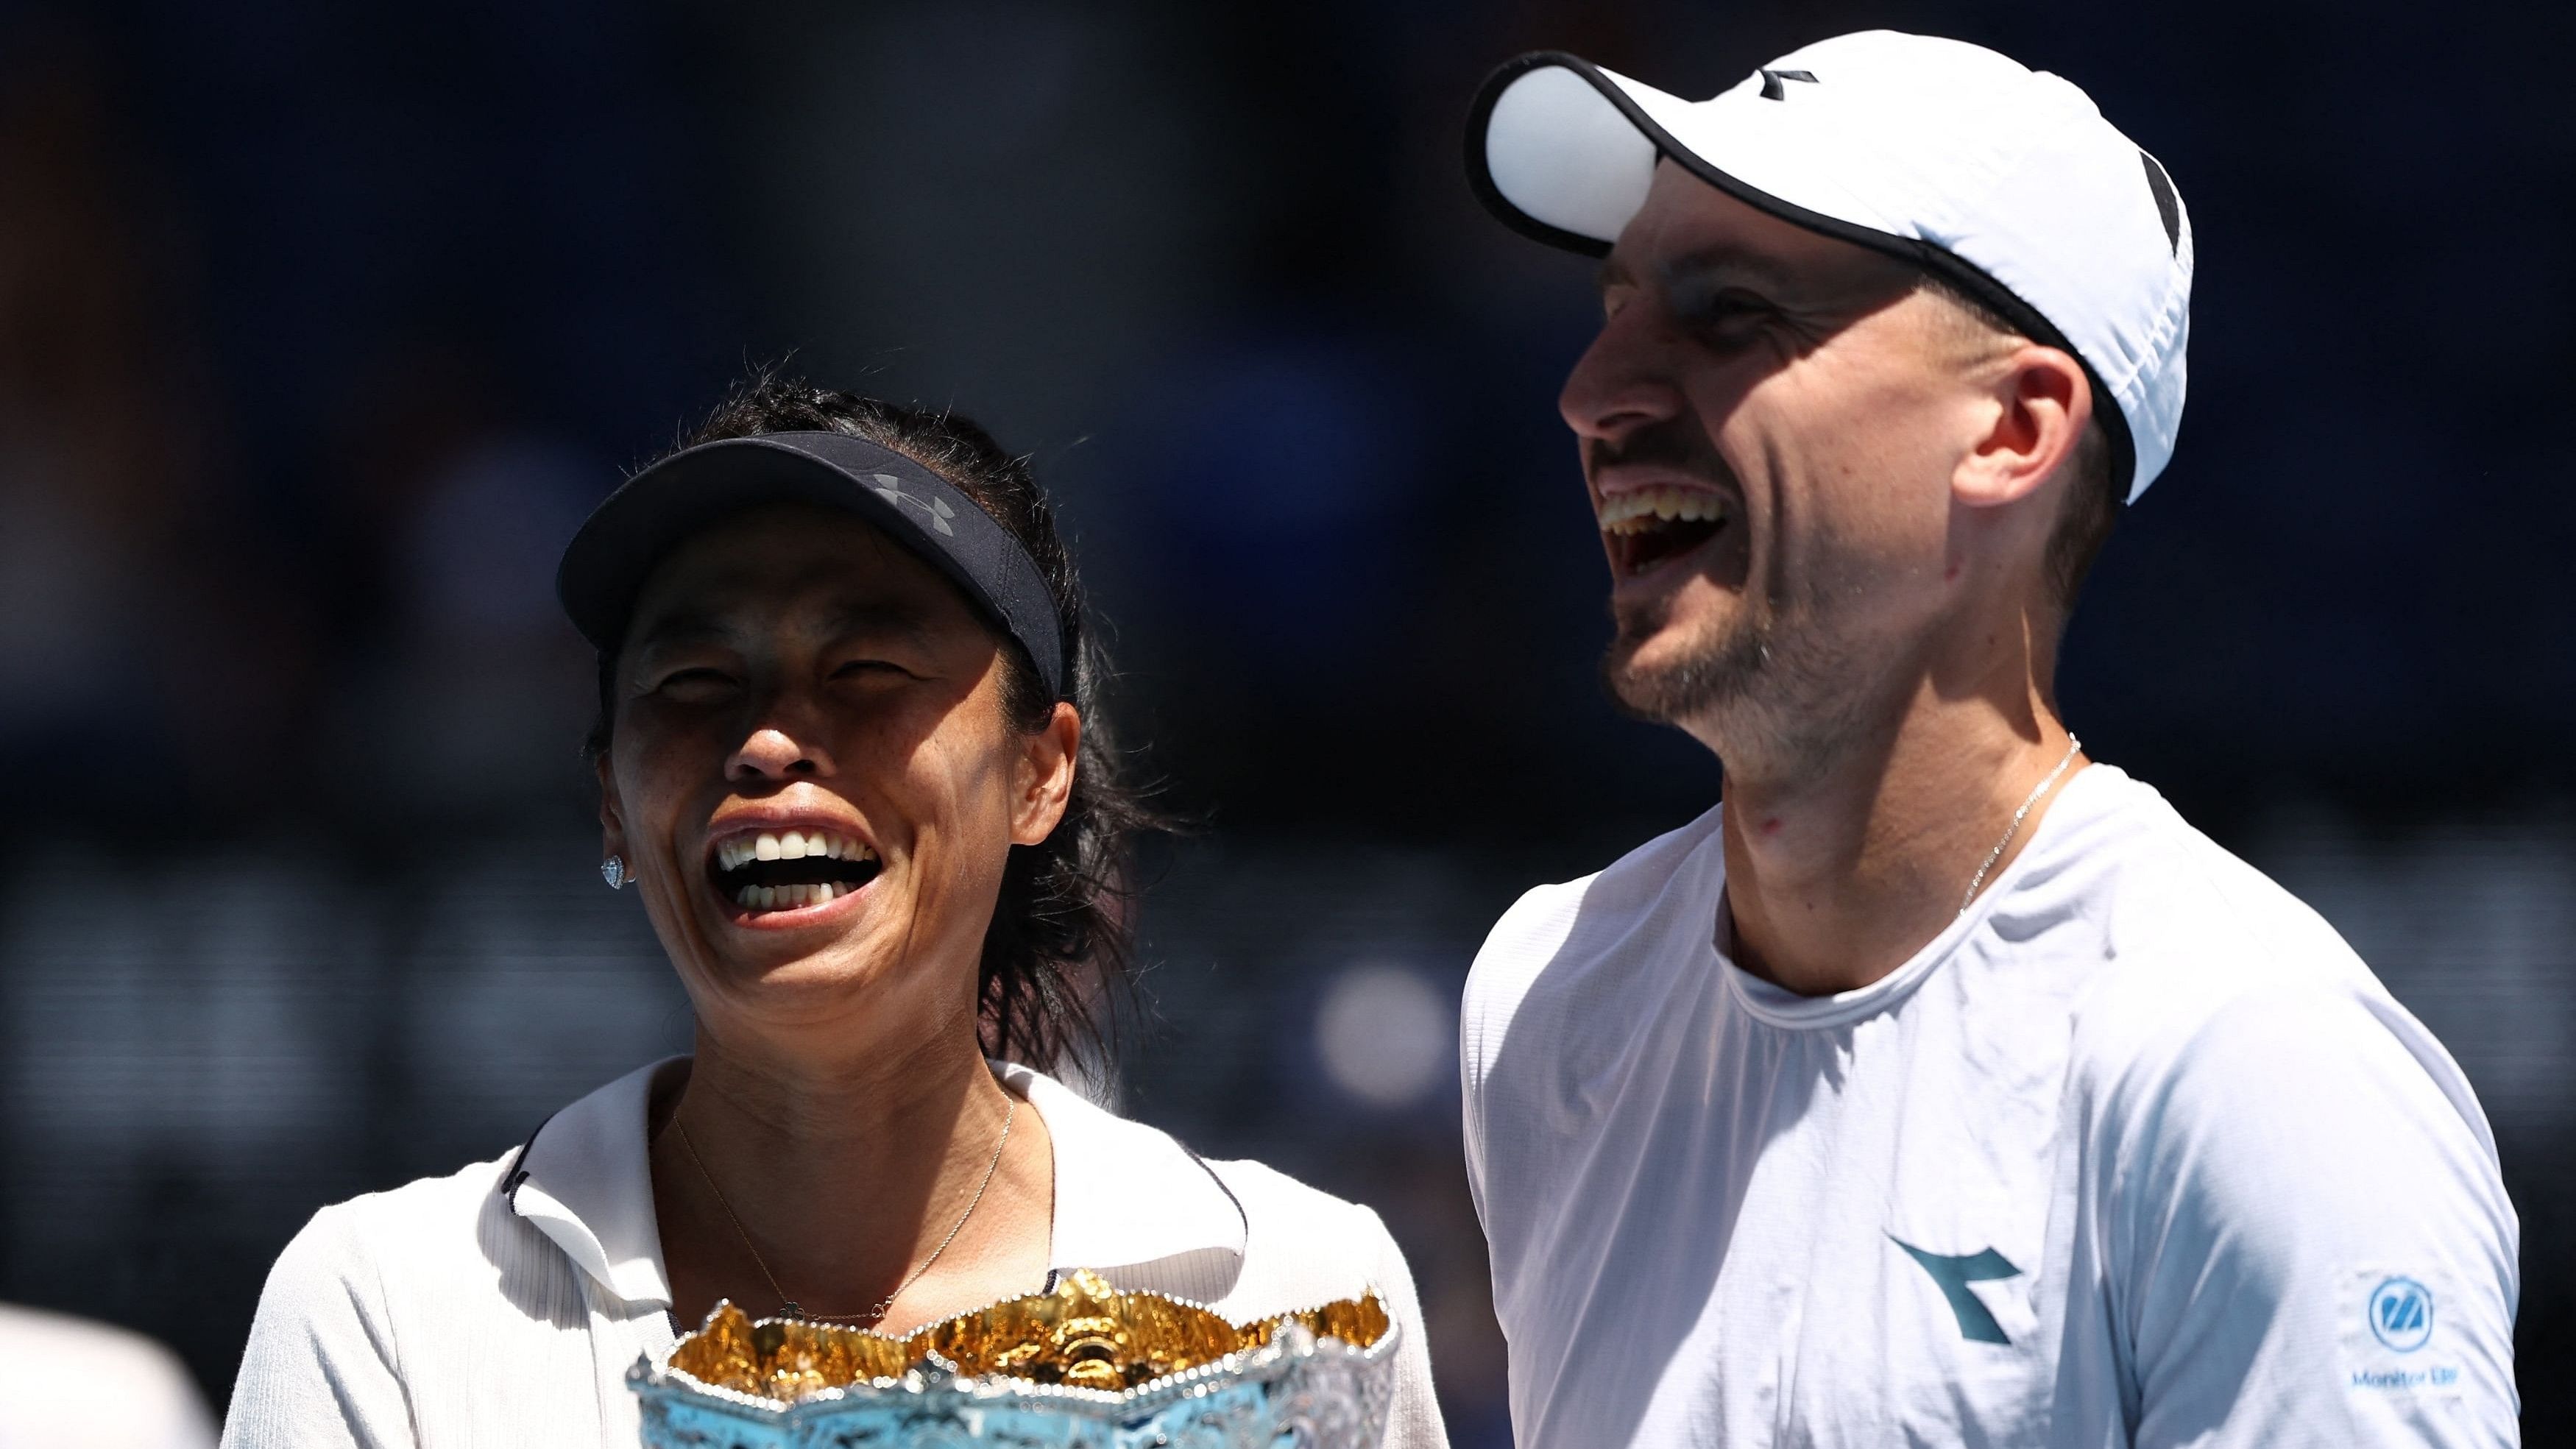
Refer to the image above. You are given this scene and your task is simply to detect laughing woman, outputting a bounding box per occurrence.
[221,376,1448,1448]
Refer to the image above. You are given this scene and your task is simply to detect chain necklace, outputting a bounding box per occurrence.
[1958,733,2082,915]
[672,1096,1015,1325]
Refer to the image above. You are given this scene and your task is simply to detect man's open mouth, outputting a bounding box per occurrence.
[708,829,882,912]
[1599,486,1731,577]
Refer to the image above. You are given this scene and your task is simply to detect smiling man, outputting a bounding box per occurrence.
[1456,31,2519,1448]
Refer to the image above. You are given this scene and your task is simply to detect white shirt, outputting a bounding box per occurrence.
[1462,765,2519,1448]
[221,1059,1446,1448]
[0,1303,216,1449]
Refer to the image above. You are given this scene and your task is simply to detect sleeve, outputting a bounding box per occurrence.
[2109,985,2519,1447]
[1458,976,1490,1234]
[1457,880,1565,1239]
[1362,1204,1454,1449]
[219,1205,417,1449]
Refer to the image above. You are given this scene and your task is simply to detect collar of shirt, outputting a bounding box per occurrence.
[497,1056,1248,1311]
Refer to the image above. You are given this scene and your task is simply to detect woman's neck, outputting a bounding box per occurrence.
[651,1023,1057,1332]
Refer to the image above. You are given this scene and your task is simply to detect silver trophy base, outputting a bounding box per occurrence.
[630,1319,1397,1448]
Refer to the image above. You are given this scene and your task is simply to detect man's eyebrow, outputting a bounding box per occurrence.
[1655,244,1800,291]
[1593,244,1804,300]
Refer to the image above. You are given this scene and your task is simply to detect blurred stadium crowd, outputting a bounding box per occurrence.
[0,0,2571,1440]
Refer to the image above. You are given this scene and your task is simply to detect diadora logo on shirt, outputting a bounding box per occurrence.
[1891,1236,2023,1345]
[2368,1276,2435,1353]
[1757,67,1818,101]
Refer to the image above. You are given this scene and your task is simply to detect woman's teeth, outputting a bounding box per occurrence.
[737,882,846,910]
[714,830,877,871]
[1596,486,1730,535]
[710,829,882,913]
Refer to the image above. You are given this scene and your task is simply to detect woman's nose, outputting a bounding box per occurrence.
[726,726,823,781]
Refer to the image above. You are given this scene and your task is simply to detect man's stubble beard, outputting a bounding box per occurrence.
[1602,588,1769,721]
[1585,412,1892,783]
[1602,581,1880,788]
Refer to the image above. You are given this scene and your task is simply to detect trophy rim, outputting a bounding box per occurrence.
[631,1312,1401,1423]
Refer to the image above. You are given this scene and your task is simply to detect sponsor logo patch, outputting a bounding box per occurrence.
[2367,1276,2435,1353]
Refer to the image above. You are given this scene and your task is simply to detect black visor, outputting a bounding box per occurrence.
[554,431,1065,699]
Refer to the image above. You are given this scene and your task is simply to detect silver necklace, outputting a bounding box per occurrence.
[672,1096,1015,1324]
[1959,733,2081,914]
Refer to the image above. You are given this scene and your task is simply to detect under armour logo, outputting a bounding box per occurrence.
[1892,1236,2022,1345]
[1758,68,1817,101]
[870,473,956,536]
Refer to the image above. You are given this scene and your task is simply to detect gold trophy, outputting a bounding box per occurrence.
[631,1269,1398,1447]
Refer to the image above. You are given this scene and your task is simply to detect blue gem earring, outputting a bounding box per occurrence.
[601,856,629,890]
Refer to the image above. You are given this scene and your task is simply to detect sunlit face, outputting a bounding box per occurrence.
[598,503,1069,1040]
[1563,162,1998,751]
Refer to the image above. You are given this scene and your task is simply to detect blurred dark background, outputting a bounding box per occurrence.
[0,0,2568,1440]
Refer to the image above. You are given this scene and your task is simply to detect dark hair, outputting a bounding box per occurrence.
[1917,276,2122,611]
[589,367,1161,1068]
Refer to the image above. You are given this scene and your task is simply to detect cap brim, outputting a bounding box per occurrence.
[554,432,1064,696]
[1465,52,2137,495]
[1466,54,1658,255]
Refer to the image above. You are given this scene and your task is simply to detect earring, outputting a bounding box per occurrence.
[601,856,629,890]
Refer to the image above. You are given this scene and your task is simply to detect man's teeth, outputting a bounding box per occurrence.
[1596,486,1729,535]
[733,882,847,910]
[714,830,878,872]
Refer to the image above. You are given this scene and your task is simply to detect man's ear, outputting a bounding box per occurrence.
[596,752,629,862]
[1956,344,2092,509]
[1011,702,1081,847]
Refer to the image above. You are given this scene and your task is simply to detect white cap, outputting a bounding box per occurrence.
[1468,31,2192,500]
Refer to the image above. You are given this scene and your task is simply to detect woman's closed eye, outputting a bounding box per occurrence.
[829,656,921,684]
[652,666,743,704]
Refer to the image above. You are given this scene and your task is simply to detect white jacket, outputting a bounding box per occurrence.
[220,1059,1447,1448]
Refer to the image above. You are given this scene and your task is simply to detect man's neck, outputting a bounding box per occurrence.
[1709,683,2082,997]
